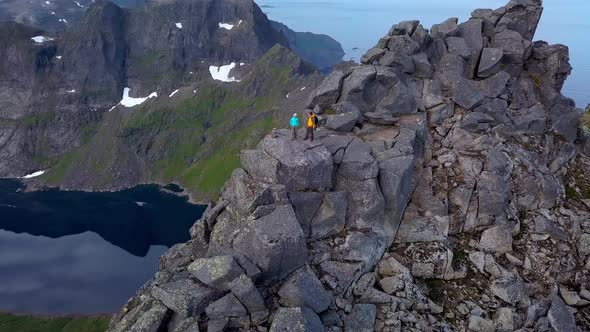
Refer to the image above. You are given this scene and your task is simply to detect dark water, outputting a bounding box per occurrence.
[0,179,205,315]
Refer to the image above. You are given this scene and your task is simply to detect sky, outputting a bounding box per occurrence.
[258,0,590,107]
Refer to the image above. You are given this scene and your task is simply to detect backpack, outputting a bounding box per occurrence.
[312,115,318,125]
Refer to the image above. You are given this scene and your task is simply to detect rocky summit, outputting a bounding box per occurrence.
[110,0,590,331]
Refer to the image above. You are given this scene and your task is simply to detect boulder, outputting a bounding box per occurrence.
[494,307,515,332]
[431,17,458,38]
[379,51,415,73]
[310,191,347,240]
[233,205,308,281]
[307,70,345,109]
[510,103,547,135]
[270,307,324,332]
[278,265,333,313]
[477,71,511,98]
[361,47,385,64]
[228,274,266,313]
[343,304,376,332]
[325,111,360,132]
[188,256,245,291]
[579,233,590,257]
[478,226,513,254]
[490,275,529,306]
[240,150,279,184]
[446,36,471,58]
[422,79,444,110]
[339,66,377,105]
[478,48,503,77]
[339,138,379,181]
[289,191,323,237]
[257,132,334,191]
[547,295,576,332]
[205,293,248,319]
[491,29,531,63]
[427,103,455,126]
[386,35,420,55]
[468,315,495,332]
[122,302,169,332]
[451,77,485,110]
[411,52,432,78]
[395,215,449,243]
[151,279,221,317]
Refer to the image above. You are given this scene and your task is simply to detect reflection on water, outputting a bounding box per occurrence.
[0,179,205,315]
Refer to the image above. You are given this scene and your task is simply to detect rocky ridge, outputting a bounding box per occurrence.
[110,0,590,331]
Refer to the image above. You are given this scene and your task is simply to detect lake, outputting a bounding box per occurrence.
[258,0,590,108]
[0,180,205,315]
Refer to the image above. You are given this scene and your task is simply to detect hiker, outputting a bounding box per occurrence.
[290,113,300,140]
[303,111,317,142]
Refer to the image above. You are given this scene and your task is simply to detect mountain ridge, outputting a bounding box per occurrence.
[108,0,590,330]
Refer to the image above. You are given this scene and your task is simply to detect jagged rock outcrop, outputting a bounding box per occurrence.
[110,1,590,331]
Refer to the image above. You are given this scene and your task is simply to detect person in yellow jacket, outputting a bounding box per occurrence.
[303,111,317,142]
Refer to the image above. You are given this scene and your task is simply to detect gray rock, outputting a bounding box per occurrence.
[206,319,228,332]
[461,112,496,133]
[510,103,547,135]
[325,111,360,132]
[534,215,567,241]
[151,279,221,317]
[446,36,471,58]
[278,265,334,313]
[477,71,511,98]
[343,304,376,332]
[339,66,377,105]
[468,315,494,332]
[188,256,245,291]
[411,52,432,78]
[491,29,531,63]
[307,70,346,109]
[474,99,510,125]
[257,132,334,191]
[126,302,169,332]
[550,98,581,143]
[320,260,363,295]
[490,276,529,306]
[388,20,420,36]
[579,234,590,257]
[320,310,343,327]
[378,276,405,294]
[479,226,513,254]
[560,286,590,307]
[339,138,379,181]
[451,77,485,110]
[205,293,247,319]
[427,103,455,125]
[240,150,280,184]
[353,273,376,296]
[233,205,308,281]
[548,295,576,332]
[494,307,515,332]
[478,48,504,77]
[422,79,444,110]
[270,307,324,332]
[395,215,449,243]
[386,35,420,55]
[431,17,458,38]
[228,274,266,313]
[289,191,323,237]
[310,191,347,240]
[361,47,385,64]
[379,51,415,73]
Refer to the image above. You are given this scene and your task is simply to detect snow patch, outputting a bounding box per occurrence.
[120,87,158,108]
[45,1,51,5]
[56,55,62,59]
[74,1,84,8]
[136,201,147,207]
[286,93,290,98]
[218,23,234,30]
[66,89,76,93]
[169,89,179,98]
[59,18,68,24]
[300,87,306,91]
[31,36,53,43]
[51,11,56,15]
[22,170,46,179]
[175,22,183,29]
[209,63,240,82]
[238,20,243,26]
[240,63,245,66]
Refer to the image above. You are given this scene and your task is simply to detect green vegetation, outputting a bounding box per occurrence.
[0,313,109,332]
[45,45,305,200]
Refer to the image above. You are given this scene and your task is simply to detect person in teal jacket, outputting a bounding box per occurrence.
[290,113,300,140]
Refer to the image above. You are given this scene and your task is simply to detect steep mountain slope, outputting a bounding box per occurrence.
[0,0,303,185]
[271,20,345,71]
[109,0,590,331]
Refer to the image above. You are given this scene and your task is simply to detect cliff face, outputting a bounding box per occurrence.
[109,0,590,331]
[0,0,292,180]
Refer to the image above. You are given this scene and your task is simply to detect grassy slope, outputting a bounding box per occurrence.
[0,313,109,332]
[44,46,312,201]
